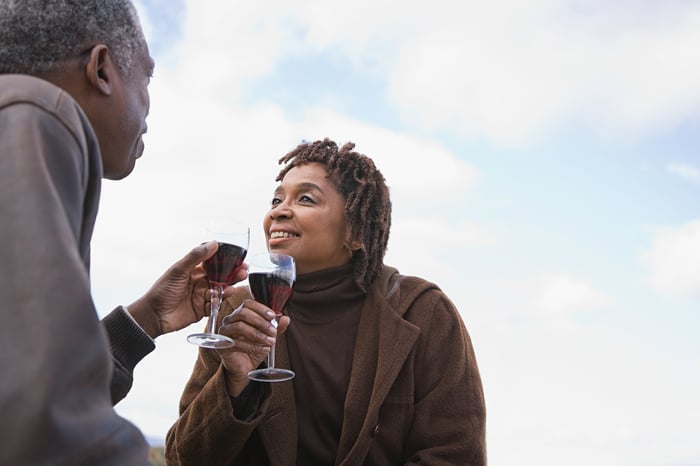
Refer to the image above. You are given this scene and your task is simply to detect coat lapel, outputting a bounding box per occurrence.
[335,281,420,464]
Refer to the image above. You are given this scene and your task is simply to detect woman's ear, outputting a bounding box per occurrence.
[85,45,114,96]
[347,235,363,255]
[344,227,362,253]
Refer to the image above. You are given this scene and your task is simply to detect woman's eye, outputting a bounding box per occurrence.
[299,195,315,203]
[271,197,282,206]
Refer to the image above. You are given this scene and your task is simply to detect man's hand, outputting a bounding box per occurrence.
[126,241,247,339]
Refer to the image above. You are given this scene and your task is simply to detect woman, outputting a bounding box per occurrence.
[165,138,486,465]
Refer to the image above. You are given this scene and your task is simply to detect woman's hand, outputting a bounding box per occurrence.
[217,299,291,396]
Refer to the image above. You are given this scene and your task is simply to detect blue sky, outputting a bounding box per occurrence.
[90,1,699,464]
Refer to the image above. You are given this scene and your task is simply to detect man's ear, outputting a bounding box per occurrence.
[85,45,114,96]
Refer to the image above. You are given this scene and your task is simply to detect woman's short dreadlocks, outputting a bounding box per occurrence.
[277,138,391,291]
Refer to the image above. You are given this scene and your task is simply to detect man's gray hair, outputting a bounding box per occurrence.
[0,0,146,74]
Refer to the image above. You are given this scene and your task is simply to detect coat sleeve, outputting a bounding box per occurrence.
[165,293,271,466]
[404,290,487,466]
[101,306,156,404]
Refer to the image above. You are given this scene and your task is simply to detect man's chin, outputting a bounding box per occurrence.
[103,158,137,180]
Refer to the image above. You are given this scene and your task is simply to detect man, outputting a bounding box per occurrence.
[0,1,242,464]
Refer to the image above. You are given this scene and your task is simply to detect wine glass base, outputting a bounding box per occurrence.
[248,368,295,382]
[187,332,235,349]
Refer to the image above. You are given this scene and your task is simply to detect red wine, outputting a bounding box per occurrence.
[203,242,247,287]
[248,272,294,314]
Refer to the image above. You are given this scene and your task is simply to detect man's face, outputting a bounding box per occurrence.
[99,42,154,180]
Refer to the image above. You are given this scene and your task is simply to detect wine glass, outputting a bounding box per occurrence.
[247,252,296,382]
[188,218,249,349]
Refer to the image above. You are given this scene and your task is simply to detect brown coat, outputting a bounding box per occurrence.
[166,266,486,465]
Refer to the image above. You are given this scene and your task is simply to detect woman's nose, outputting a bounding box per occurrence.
[270,203,292,220]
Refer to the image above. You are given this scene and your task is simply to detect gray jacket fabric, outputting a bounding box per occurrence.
[0,74,150,465]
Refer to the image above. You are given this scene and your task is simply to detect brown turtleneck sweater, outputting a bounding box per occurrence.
[284,264,365,465]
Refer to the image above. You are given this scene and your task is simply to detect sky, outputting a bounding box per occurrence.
[89,1,699,464]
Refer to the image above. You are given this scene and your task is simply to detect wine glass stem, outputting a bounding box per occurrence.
[267,342,276,370]
[267,315,281,369]
[207,285,223,334]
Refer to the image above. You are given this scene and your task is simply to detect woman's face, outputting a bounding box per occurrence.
[263,162,351,275]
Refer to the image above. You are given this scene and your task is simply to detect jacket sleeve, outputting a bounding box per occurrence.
[165,294,271,465]
[101,306,156,404]
[0,97,149,465]
[404,290,487,466]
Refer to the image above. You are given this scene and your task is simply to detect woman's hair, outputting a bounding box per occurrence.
[277,138,392,291]
[0,0,145,74]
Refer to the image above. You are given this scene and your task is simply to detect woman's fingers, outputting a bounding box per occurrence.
[220,300,277,344]
[221,338,270,359]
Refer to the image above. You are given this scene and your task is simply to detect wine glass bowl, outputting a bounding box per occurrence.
[188,219,249,349]
[247,252,296,382]
[202,242,248,289]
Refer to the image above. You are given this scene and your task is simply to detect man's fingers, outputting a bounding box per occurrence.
[176,241,218,272]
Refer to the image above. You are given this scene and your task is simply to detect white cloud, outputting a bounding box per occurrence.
[384,216,496,282]
[668,162,700,184]
[642,220,700,297]
[291,107,480,208]
[390,1,700,145]
[532,272,612,314]
[159,0,700,146]
[479,320,700,466]
[113,0,700,150]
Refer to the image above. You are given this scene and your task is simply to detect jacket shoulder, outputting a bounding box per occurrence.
[379,266,442,317]
[0,74,94,152]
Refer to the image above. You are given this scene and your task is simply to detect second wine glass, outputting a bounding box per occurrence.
[247,252,296,382]
[187,218,249,349]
